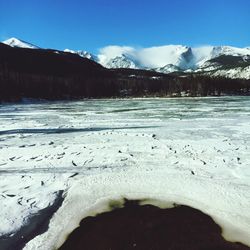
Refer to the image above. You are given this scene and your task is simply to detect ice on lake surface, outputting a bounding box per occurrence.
[0,97,250,249]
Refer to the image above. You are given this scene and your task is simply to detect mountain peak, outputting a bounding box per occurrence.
[2,37,39,49]
[155,64,181,73]
[211,46,250,58]
[105,54,137,69]
[64,49,97,61]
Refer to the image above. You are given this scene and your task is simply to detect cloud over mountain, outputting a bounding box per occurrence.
[97,44,250,71]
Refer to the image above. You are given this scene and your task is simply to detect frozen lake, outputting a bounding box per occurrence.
[0,97,250,249]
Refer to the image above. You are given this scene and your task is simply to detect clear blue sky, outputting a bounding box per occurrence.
[0,0,249,53]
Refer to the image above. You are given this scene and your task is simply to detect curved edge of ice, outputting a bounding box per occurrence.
[24,170,250,249]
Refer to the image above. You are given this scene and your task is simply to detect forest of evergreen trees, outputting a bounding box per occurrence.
[1,43,250,102]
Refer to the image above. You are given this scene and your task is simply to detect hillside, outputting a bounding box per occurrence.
[1,42,250,101]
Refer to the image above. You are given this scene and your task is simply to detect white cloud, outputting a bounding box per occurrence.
[97,44,250,69]
[192,46,214,59]
[98,44,191,68]
[97,45,136,65]
[135,45,189,68]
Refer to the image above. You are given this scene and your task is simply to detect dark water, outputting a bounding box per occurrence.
[59,199,250,250]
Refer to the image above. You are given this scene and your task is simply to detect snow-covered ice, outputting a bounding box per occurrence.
[0,97,250,249]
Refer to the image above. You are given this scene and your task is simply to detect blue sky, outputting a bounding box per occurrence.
[0,0,249,53]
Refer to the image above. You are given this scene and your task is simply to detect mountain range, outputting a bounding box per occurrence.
[1,37,250,102]
[3,37,250,79]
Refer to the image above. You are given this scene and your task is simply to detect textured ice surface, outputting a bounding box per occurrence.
[0,97,250,248]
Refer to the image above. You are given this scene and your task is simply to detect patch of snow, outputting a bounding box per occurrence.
[195,61,222,72]
[155,64,181,73]
[209,66,250,79]
[64,49,97,61]
[150,76,162,80]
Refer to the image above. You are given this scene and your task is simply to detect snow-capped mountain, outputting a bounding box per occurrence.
[2,37,40,49]
[2,37,250,79]
[105,54,137,69]
[196,54,250,79]
[154,64,181,73]
[152,46,250,78]
[64,49,97,61]
[97,45,250,78]
[136,45,193,69]
[211,46,250,58]
[97,45,193,70]
[170,46,193,70]
[193,46,250,68]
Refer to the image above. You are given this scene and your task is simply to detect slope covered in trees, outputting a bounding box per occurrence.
[0,43,250,102]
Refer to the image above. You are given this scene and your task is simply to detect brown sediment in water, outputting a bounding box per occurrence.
[59,200,250,250]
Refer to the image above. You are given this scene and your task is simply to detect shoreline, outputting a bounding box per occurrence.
[1,94,250,105]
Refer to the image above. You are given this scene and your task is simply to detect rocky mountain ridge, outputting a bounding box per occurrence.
[3,37,250,79]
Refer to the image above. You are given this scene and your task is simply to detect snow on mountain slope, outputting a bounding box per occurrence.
[203,66,250,79]
[2,37,250,79]
[211,46,250,57]
[97,45,193,70]
[64,49,97,61]
[97,46,136,67]
[106,54,137,69]
[97,45,250,77]
[195,53,250,79]
[193,46,250,68]
[154,64,181,73]
[2,37,40,49]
